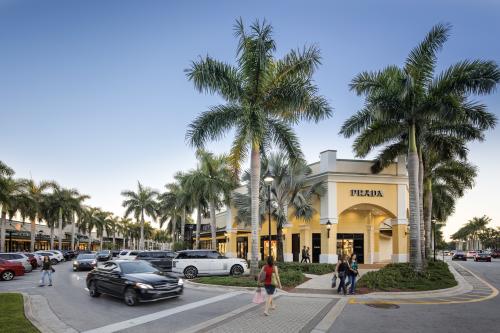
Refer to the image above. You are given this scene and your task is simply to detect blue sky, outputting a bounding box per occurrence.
[1,0,499,239]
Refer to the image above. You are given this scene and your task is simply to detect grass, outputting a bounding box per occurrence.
[193,268,308,289]
[357,260,457,292]
[0,293,39,333]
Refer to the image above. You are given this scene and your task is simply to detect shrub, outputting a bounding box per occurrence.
[172,241,188,251]
[357,261,457,291]
[279,269,307,287]
[256,261,336,275]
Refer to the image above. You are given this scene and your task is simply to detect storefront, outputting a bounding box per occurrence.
[208,149,409,264]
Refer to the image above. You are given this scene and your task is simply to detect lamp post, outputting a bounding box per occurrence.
[38,230,44,251]
[263,170,274,259]
[326,220,332,238]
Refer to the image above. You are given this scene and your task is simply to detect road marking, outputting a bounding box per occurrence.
[311,297,348,333]
[81,291,243,333]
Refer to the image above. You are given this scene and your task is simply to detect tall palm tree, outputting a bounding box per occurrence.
[79,206,101,251]
[234,152,325,261]
[94,210,112,250]
[118,217,133,249]
[174,172,194,244]
[157,182,182,242]
[18,179,57,252]
[186,19,332,274]
[121,182,158,251]
[339,23,499,271]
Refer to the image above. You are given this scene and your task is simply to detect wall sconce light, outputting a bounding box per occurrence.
[326,220,332,238]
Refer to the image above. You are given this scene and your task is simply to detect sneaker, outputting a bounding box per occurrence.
[48,284,52,286]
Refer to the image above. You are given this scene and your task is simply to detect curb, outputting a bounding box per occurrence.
[22,292,78,333]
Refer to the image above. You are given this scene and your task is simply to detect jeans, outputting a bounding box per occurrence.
[337,273,347,294]
[40,270,52,285]
[348,273,357,294]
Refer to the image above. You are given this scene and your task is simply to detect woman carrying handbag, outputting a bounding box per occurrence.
[259,256,282,316]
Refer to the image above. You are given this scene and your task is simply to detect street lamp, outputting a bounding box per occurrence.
[326,220,332,238]
[264,170,274,259]
[38,230,44,251]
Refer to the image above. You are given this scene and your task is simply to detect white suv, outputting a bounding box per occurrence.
[172,250,249,279]
[118,250,141,260]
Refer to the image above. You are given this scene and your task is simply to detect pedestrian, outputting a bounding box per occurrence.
[347,253,359,295]
[335,255,349,295]
[301,246,307,263]
[306,247,311,263]
[259,256,282,316]
[39,256,53,287]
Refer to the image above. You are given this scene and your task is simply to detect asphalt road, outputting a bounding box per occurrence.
[0,261,253,332]
[333,258,500,333]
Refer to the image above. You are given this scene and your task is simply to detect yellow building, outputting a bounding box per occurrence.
[198,150,409,264]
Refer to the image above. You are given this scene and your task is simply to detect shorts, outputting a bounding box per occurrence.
[264,284,276,295]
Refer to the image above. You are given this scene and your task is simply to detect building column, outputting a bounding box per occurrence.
[283,224,293,262]
[373,227,380,263]
[366,224,374,264]
[320,224,338,263]
[224,206,236,258]
[392,184,408,262]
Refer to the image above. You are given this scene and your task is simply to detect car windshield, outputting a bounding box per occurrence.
[77,254,96,260]
[119,261,158,274]
[98,251,110,255]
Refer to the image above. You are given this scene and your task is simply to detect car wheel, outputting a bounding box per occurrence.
[183,266,198,279]
[230,264,244,276]
[88,281,101,297]
[124,288,138,306]
[50,259,58,265]
[1,270,15,281]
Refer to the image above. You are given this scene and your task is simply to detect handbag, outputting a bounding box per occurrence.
[271,272,278,287]
[331,274,337,288]
[51,268,55,273]
[252,287,265,304]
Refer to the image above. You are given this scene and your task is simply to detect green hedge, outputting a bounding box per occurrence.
[257,261,336,275]
[357,260,457,291]
[279,269,307,287]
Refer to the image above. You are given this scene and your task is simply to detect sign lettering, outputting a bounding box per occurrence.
[350,189,383,197]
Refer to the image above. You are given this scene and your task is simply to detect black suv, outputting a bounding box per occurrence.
[135,251,176,271]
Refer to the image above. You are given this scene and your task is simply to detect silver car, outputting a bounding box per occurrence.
[0,253,33,273]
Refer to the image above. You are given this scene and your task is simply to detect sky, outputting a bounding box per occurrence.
[1,0,499,239]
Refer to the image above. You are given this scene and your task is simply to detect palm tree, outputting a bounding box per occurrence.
[94,210,112,250]
[118,217,133,249]
[452,216,491,250]
[174,172,194,244]
[18,179,57,252]
[157,182,182,242]
[121,182,158,250]
[234,152,325,261]
[339,23,499,270]
[79,206,101,251]
[180,169,208,249]
[0,163,18,252]
[186,19,332,274]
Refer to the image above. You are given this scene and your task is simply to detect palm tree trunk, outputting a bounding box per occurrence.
[181,207,186,244]
[140,212,145,250]
[100,235,103,250]
[112,233,116,249]
[210,200,217,250]
[250,144,261,276]
[88,230,92,251]
[58,208,63,250]
[171,216,177,243]
[50,227,55,249]
[0,210,6,253]
[30,217,36,252]
[408,124,423,271]
[71,212,75,250]
[424,178,433,259]
[418,149,425,260]
[196,205,201,249]
[276,225,284,262]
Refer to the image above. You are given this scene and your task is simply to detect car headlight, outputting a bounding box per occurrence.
[73,261,78,265]
[178,278,184,286]
[91,260,97,265]
[136,282,153,289]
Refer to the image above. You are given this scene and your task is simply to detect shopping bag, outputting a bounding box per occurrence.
[331,274,337,288]
[252,288,265,304]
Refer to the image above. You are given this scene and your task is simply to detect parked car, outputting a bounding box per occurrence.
[63,250,76,260]
[0,259,25,281]
[25,253,38,269]
[465,251,477,259]
[96,250,112,262]
[452,252,467,261]
[118,250,141,260]
[135,251,176,271]
[111,250,121,258]
[35,251,60,265]
[86,260,183,306]
[28,253,43,267]
[48,250,65,262]
[0,253,33,272]
[172,250,249,279]
[491,249,500,259]
[443,251,450,256]
[474,253,492,262]
[73,253,97,271]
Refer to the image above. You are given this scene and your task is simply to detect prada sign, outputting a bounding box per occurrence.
[351,189,383,197]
